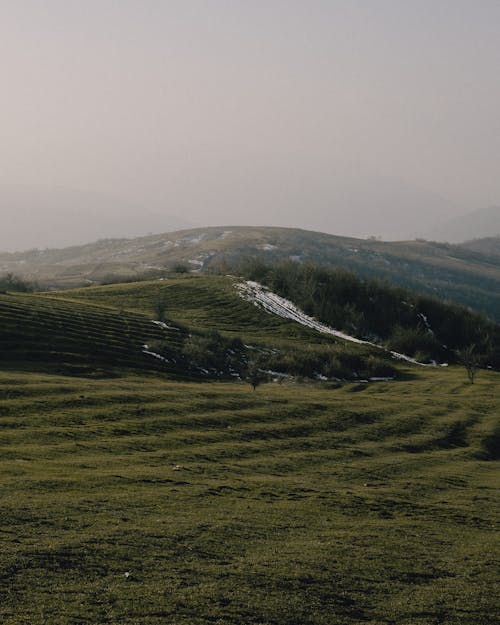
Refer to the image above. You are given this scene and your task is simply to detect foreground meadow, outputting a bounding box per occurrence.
[0,366,498,624]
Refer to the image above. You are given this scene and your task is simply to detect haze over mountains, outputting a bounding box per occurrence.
[3,3,500,254]
[0,185,194,252]
[0,181,492,253]
[1,180,499,254]
[423,205,500,243]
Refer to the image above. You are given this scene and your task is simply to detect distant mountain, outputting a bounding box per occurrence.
[0,185,193,252]
[2,225,500,322]
[460,236,500,258]
[424,206,500,243]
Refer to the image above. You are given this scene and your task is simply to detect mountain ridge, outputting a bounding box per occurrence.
[2,225,500,322]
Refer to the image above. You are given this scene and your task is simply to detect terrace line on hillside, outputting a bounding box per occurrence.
[236,280,433,366]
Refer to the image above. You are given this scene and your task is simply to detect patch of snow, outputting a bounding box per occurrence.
[237,280,366,344]
[152,320,181,331]
[142,345,169,363]
[289,255,302,262]
[236,280,433,367]
[260,369,289,377]
[184,233,206,244]
[257,243,277,251]
[220,230,233,239]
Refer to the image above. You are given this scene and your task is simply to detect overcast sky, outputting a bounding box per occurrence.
[1,1,500,250]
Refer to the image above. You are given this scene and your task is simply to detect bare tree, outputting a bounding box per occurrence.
[246,359,267,391]
[154,293,168,322]
[457,344,479,384]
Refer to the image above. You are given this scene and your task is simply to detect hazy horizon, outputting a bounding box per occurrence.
[2,1,500,251]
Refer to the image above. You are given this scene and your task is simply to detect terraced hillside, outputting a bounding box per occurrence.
[2,226,500,320]
[0,292,186,375]
[2,276,393,381]
[44,275,333,343]
[0,367,498,624]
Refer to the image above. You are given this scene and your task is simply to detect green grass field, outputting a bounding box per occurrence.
[0,366,498,624]
[0,276,499,623]
[42,275,333,343]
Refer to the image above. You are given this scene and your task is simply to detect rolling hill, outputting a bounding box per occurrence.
[0,276,400,382]
[2,225,500,322]
[0,272,499,624]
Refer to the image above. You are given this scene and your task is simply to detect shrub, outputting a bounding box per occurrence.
[387,326,443,362]
[0,273,35,292]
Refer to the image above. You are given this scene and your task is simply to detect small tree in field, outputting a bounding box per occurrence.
[246,360,267,391]
[457,344,479,384]
[154,294,167,322]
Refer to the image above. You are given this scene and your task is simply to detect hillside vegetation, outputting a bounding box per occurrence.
[1,225,500,321]
[460,236,500,258]
[241,261,500,367]
[0,276,398,382]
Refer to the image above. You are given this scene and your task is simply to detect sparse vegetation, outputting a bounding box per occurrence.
[170,261,190,273]
[457,344,480,384]
[241,260,500,367]
[153,291,168,322]
[0,272,35,292]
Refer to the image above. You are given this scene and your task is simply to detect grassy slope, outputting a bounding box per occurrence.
[0,276,381,379]
[0,291,185,375]
[41,275,356,346]
[1,276,498,623]
[0,367,498,625]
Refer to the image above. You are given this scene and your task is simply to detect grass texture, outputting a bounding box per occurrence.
[0,367,498,624]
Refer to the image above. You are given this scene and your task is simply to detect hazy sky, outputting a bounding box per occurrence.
[1,1,500,249]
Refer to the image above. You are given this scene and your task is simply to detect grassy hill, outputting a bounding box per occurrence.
[0,276,395,382]
[0,291,184,376]
[1,272,499,624]
[2,225,500,321]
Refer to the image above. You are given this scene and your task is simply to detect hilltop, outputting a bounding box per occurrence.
[2,225,500,321]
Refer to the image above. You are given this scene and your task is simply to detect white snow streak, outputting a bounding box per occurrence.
[236,280,430,366]
[152,320,181,331]
[142,344,169,363]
